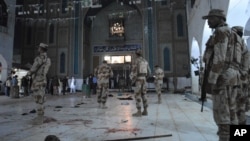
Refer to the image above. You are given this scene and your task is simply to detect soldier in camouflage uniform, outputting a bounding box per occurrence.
[202,9,241,141]
[94,60,113,109]
[27,43,51,125]
[232,26,250,125]
[153,65,164,104]
[130,49,151,117]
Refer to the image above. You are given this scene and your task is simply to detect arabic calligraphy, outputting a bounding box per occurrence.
[93,44,141,53]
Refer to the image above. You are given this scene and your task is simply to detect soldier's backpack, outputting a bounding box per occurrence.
[137,58,148,75]
[226,29,243,66]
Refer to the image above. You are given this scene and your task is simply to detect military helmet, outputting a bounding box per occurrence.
[135,49,142,56]
[232,26,243,33]
[202,9,226,21]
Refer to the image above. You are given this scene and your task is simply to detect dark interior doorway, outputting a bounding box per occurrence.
[110,64,130,90]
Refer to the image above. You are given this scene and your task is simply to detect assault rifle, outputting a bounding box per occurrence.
[200,65,208,112]
[200,52,213,112]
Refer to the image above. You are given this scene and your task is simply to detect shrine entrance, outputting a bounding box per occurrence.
[103,55,132,90]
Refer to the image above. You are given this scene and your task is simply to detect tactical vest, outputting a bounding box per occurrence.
[41,57,51,75]
[137,58,148,75]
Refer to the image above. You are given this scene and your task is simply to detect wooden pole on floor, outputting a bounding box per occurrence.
[104,134,172,141]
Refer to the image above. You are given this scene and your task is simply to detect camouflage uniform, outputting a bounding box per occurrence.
[94,61,113,109]
[154,65,164,104]
[130,50,151,117]
[202,9,241,141]
[232,26,250,125]
[27,43,51,124]
[246,71,250,112]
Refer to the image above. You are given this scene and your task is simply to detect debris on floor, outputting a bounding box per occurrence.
[74,105,80,108]
[63,119,93,127]
[76,102,86,105]
[108,94,114,97]
[104,134,172,141]
[43,116,57,123]
[121,119,128,123]
[118,96,133,100]
[105,128,140,133]
[117,93,133,100]
[121,102,129,105]
[29,109,36,113]
[53,109,61,111]
[55,106,63,108]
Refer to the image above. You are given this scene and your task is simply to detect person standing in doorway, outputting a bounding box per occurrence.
[130,49,151,117]
[92,75,97,94]
[116,74,120,88]
[61,76,68,95]
[21,76,29,96]
[11,75,18,86]
[11,75,19,97]
[52,76,59,95]
[49,77,53,95]
[88,74,93,95]
[153,65,164,104]
[94,60,113,109]
[27,43,51,125]
[5,77,11,97]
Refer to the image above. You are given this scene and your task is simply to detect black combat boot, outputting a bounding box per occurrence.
[132,109,142,117]
[102,103,108,109]
[142,108,148,116]
[158,95,162,104]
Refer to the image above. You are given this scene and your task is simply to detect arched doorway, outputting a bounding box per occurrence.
[190,38,200,95]
[83,0,142,77]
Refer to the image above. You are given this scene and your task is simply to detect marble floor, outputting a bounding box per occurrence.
[0,91,226,141]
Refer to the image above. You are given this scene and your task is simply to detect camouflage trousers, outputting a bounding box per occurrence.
[212,68,239,141]
[134,77,148,111]
[96,79,109,104]
[247,86,250,111]
[154,80,163,98]
[212,86,238,141]
[236,84,248,125]
[32,86,46,116]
